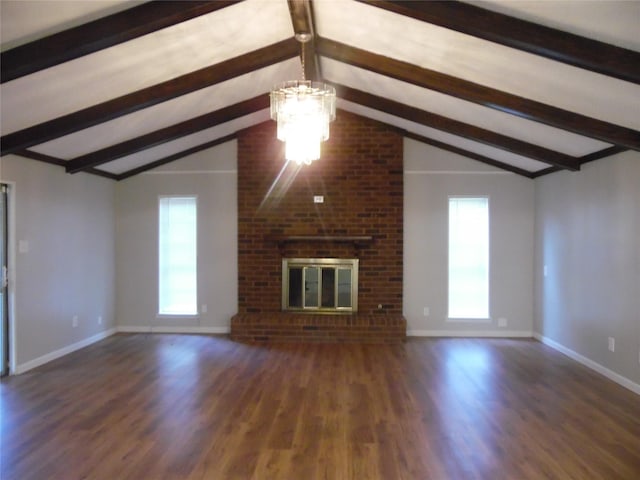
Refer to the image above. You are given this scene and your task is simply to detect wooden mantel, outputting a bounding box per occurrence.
[266,235,374,254]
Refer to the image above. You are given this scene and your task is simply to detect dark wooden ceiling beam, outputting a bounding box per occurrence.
[286,0,321,81]
[116,134,238,180]
[66,95,268,173]
[530,166,561,178]
[577,145,628,166]
[531,146,627,178]
[1,39,298,157]
[1,1,243,83]
[336,84,580,170]
[404,132,535,179]
[317,38,640,150]
[15,150,119,180]
[362,0,640,84]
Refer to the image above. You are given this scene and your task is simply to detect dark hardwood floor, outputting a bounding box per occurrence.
[1,334,639,479]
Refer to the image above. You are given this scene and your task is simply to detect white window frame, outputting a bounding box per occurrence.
[158,195,198,317]
[447,195,490,321]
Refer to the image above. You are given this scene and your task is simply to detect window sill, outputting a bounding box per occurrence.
[156,314,200,319]
[446,317,491,323]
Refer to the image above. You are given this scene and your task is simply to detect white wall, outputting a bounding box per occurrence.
[403,139,535,336]
[115,141,237,332]
[0,156,116,371]
[534,151,640,387]
[5,135,637,394]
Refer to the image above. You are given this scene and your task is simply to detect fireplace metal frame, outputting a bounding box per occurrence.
[282,258,359,313]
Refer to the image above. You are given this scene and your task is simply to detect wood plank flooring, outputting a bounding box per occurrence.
[1,334,639,479]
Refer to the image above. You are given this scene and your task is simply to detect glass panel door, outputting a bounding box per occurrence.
[304,267,319,308]
[321,268,335,308]
[337,269,352,308]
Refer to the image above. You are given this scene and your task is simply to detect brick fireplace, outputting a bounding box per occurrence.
[230,110,406,343]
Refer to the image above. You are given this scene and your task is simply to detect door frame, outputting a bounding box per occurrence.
[1,181,16,375]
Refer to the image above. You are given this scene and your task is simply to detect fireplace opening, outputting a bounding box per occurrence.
[282,258,358,313]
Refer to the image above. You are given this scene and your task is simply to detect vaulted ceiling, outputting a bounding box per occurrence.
[1,0,639,180]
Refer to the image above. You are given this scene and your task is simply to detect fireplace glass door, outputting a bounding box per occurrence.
[283,258,358,312]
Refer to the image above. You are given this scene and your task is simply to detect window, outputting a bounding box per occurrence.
[448,196,489,319]
[158,196,197,315]
[282,258,358,312]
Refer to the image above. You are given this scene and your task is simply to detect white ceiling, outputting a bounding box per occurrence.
[316,0,639,129]
[323,58,610,157]
[1,0,638,179]
[471,0,640,50]
[0,1,144,49]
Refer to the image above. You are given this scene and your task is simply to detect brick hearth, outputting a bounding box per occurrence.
[230,313,406,344]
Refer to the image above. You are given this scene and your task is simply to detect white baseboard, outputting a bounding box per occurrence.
[14,328,117,375]
[534,333,640,396]
[116,325,230,335]
[407,329,533,338]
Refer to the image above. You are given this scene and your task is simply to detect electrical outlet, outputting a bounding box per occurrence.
[498,318,508,328]
[98,316,102,325]
[423,307,430,317]
[202,304,208,313]
[608,337,615,352]
[72,315,78,328]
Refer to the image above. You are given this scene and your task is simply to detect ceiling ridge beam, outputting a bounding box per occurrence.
[403,132,534,178]
[362,0,640,84]
[1,1,244,83]
[286,0,321,81]
[66,95,269,173]
[0,39,298,157]
[317,38,640,150]
[336,84,580,170]
[116,134,238,181]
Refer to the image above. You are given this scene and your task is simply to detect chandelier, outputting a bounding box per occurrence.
[270,34,336,165]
